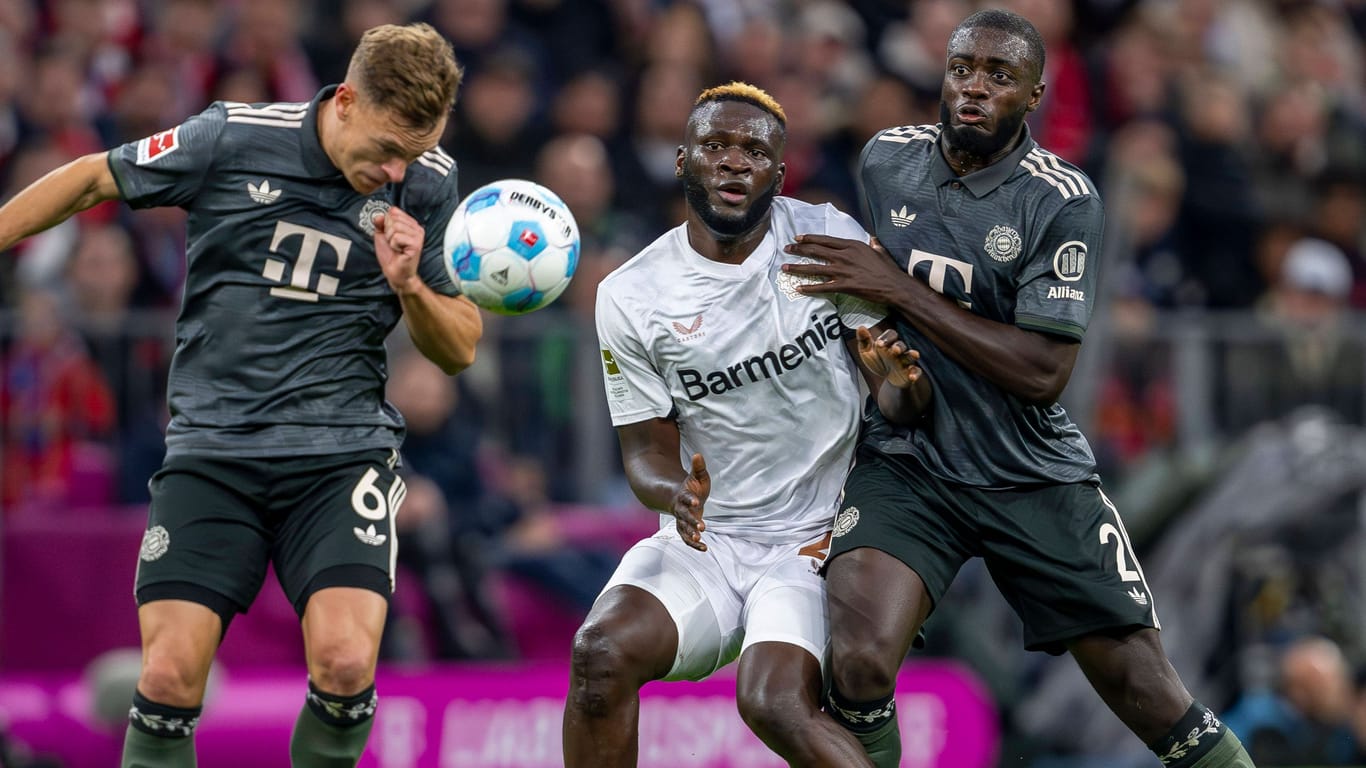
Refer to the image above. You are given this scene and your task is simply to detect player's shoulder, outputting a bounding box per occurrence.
[863,124,941,165]
[1015,144,1100,205]
[398,145,460,205]
[598,225,685,300]
[769,196,865,238]
[219,100,310,134]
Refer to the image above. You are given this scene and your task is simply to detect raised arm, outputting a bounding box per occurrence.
[786,235,1081,406]
[0,152,122,251]
[373,206,483,375]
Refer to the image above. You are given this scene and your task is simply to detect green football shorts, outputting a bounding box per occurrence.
[134,449,404,622]
[829,447,1159,653]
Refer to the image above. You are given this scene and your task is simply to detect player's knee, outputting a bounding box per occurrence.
[308,646,377,696]
[137,654,206,708]
[832,641,900,700]
[567,622,646,716]
[736,685,809,745]
[569,621,637,682]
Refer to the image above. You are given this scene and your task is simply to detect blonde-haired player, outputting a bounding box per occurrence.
[563,82,930,766]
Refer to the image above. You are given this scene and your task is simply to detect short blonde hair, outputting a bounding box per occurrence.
[694,82,786,127]
[346,23,462,132]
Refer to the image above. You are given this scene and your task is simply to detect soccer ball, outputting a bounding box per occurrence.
[442,179,580,315]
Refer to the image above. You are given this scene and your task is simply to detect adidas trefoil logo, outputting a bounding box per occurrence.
[248,180,283,204]
[1127,587,1148,606]
[354,525,387,546]
[890,206,916,227]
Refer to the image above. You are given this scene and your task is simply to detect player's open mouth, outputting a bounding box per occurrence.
[715,182,748,204]
[955,106,987,124]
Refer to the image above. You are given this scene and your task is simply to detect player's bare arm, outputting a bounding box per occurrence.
[852,325,932,425]
[616,417,709,552]
[374,207,483,375]
[0,152,121,251]
[785,233,1079,405]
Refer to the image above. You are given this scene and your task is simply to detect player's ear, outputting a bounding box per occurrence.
[675,146,685,178]
[1027,80,1046,113]
[774,162,786,193]
[334,83,358,120]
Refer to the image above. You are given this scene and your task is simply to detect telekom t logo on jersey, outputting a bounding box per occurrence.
[907,249,973,310]
[261,221,352,302]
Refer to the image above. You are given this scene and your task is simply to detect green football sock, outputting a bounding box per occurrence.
[827,686,901,768]
[853,716,903,768]
[1189,730,1256,768]
[1152,702,1257,768]
[289,682,377,768]
[122,724,198,768]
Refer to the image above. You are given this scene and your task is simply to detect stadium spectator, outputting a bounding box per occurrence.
[1221,237,1365,433]
[1224,636,1360,765]
[1,287,116,512]
[63,224,167,504]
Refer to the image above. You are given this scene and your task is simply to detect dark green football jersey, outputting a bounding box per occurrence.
[858,124,1103,488]
[107,86,462,458]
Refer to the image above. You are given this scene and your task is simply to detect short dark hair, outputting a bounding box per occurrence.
[953,9,1046,82]
[692,82,786,130]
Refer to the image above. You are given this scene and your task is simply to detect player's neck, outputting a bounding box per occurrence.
[316,96,341,169]
[941,131,1023,176]
[686,221,768,265]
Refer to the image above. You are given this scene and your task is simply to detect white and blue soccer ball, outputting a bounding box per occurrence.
[442,178,580,315]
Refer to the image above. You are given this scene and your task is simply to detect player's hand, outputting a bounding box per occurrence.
[374,206,426,294]
[670,453,709,552]
[857,326,923,388]
[782,235,905,304]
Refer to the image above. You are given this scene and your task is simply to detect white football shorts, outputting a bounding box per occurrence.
[598,524,832,681]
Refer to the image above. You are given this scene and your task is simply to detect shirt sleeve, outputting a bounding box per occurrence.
[596,284,674,426]
[1013,194,1104,341]
[823,202,889,330]
[409,160,462,298]
[107,104,226,210]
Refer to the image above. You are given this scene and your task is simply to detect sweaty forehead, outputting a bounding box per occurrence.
[688,101,781,142]
[947,27,1033,71]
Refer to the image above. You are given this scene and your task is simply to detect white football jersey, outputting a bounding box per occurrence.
[595,197,885,543]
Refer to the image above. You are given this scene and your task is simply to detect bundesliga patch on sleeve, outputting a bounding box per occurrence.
[136,127,181,165]
[601,349,632,401]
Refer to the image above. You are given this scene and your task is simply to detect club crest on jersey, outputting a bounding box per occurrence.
[1053,240,1087,281]
[777,256,827,301]
[358,199,391,237]
[984,225,1022,263]
[136,127,180,165]
[832,506,860,537]
[139,525,170,561]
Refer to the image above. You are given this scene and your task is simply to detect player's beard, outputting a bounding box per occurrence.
[683,170,779,239]
[940,101,1027,159]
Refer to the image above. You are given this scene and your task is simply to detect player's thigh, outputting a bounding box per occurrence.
[599,527,743,682]
[740,532,831,673]
[827,449,970,644]
[135,455,273,620]
[980,482,1160,654]
[272,449,403,618]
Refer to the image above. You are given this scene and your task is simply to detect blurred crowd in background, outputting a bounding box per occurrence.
[0,0,1364,765]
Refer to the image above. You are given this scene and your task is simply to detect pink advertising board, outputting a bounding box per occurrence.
[0,660,997,768]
